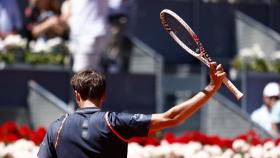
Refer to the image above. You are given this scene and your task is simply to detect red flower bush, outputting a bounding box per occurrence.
[0,120,278,149]
[130,130,279,149]
[0,121,46,145]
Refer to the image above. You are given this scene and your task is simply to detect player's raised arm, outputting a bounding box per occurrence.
[149,62,226,134]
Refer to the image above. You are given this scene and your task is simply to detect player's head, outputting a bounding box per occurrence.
[263,82,280,109]
[70,70,106,105]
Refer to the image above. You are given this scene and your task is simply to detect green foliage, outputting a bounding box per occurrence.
[274,59,280,72]
[249,58,270,72]
[0,45,70,66]
[24,52,66,65]
[0,52,16,64]
[232,56,280,73]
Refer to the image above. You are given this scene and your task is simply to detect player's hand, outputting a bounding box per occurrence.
[209,62,226,90]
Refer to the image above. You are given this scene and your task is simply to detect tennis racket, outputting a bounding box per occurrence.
[160,9,243,100]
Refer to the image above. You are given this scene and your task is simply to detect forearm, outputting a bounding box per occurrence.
[32,22,51,38]
[150,83,218,132]
[51,23,68,36]
[149,62,225,133]
[165,84,217,124]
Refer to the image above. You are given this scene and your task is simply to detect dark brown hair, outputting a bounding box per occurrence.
[70,70,106,101]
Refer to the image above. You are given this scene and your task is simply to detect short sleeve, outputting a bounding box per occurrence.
[37,115,66,158]
[37,126,56,158]
[107,112,151,140]
[271,102,280,123]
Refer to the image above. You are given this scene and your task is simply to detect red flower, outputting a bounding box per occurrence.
[31,127,47,145]
[18,125,33,139]
[217,138,233,149]
[236,134,247,141]
[163,132,176,144]
[175,132,191,144]
[190,131,207,144]
[0,121,47,145]
[145,137,160,146]
[2,134,19,143]
[1,121,18,135]
[275,138,280,145]
[130,137,160,146]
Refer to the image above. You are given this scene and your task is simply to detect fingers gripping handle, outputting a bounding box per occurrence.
[223,77,243,100]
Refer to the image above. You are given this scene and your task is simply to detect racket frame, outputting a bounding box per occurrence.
[160,9,243,100]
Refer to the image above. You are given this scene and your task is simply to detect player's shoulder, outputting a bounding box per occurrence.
[48,114,69,131]
[54,114,68,123]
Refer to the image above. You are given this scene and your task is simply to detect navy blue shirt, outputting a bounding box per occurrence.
[38,107,151,158]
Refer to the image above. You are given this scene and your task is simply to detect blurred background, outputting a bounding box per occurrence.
[1,0,280,157]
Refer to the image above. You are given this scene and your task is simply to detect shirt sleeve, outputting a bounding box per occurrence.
[37,126,56,158]
[107,112,151,140]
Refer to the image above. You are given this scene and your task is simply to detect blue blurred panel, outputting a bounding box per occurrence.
[129,0,236,64]
[103,73,156,113]
[0,69,156,114]
[129,0,198,64]
[0,69,71,107]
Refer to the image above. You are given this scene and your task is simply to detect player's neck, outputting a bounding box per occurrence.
[80,99,101,109]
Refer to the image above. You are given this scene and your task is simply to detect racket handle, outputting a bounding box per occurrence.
[222,77,243,100]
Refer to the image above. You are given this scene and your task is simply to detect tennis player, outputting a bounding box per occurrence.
[38,62,225,158]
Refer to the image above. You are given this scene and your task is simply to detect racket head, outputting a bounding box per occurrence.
[160,9,212,66]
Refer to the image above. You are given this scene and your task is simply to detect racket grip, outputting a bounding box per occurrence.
[222,77,243,100]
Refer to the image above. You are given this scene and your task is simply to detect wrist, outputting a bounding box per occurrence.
[203,84,218,95]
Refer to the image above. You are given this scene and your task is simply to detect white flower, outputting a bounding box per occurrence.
[271,50,280,60]
[0,40,4,51]
[249,145,263,158]
[251,44,265,58]
[221,149,234,158]
[29,39,47,52]
[263,144,280,158]
[0,142,6,157]
[186,141,203,152]
[203,144,222,156]
[3,34,27,47]
[193,150,210,158]
[128,143,145,158]
[46,37,63,49]
[29,37,65,53]
[232,153,243,158]
[170,143,185,156]
[263,148,280,158]
[155,140,173,157]
[238,44,266,60]
[243,153,251,158]
[1,139,38,158]
[239,48,255,59]
[263,141,275,151]
[232,139,250,153]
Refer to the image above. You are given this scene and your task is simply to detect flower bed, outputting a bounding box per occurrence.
[0,121,46,158]
[1,121,280,158]
[232,44,280,72]
[0,35,70,67]
[129,131,280,158]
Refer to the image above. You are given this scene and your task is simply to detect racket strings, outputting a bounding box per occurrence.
[162,12,212,63]
[197,41,212,63]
